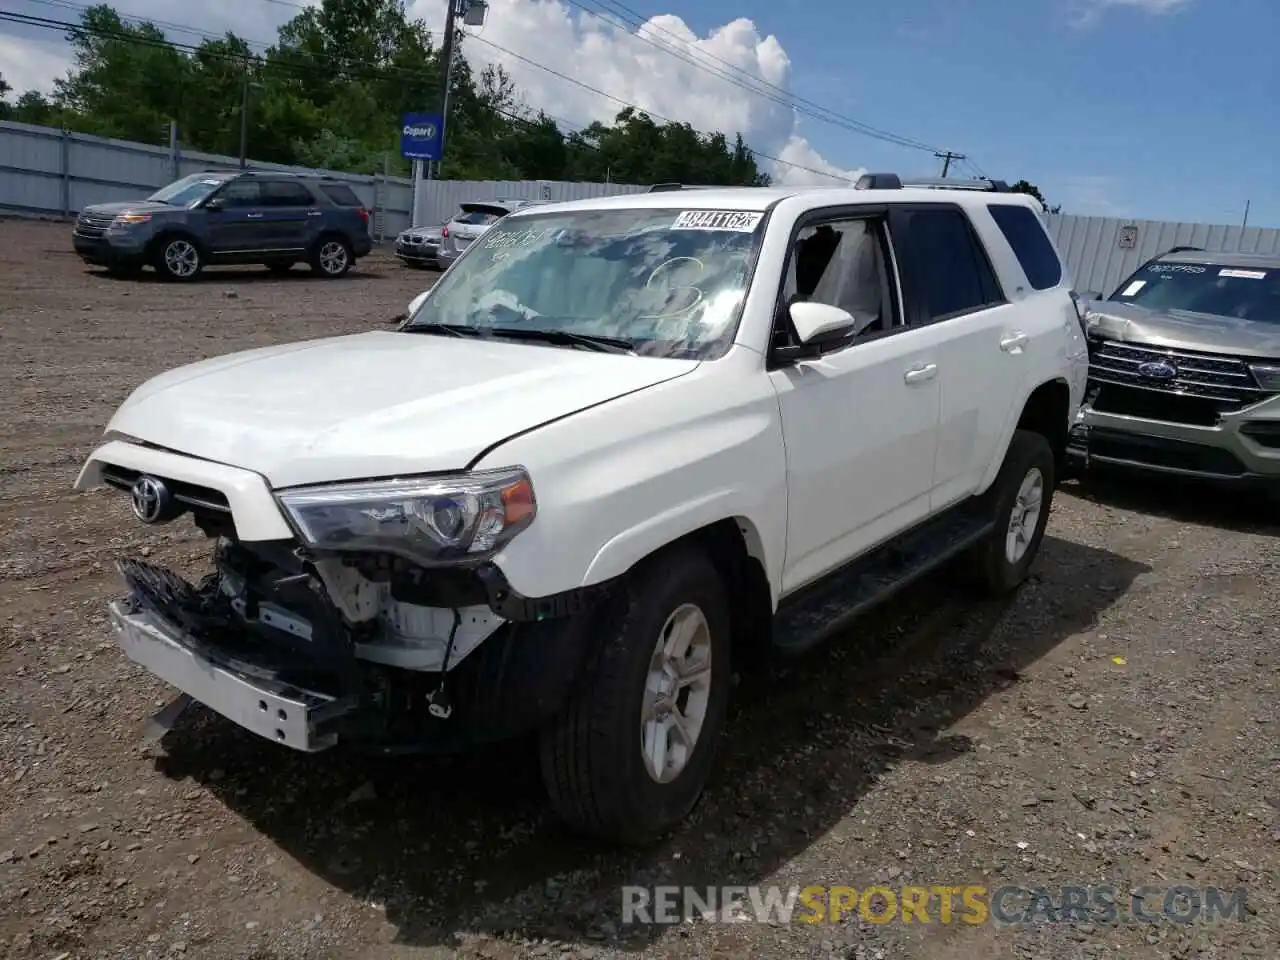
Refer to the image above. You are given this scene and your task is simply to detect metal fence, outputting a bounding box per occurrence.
[1043,214,1280,298]
[4,119,1277,294]
[0,120,415,240]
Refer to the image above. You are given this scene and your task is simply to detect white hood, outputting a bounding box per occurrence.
[105,331,698,487]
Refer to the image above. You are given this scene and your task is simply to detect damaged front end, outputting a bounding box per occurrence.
[103,463,606,755]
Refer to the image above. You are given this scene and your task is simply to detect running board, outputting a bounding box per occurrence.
[771,506,993,656]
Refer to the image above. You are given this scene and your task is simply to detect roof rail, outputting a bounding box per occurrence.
[856,172,1013,192]
[854,173,902,190]
[645,182,721,192]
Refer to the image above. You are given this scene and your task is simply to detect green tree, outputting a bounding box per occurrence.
[8,1,770,186]
[1009,178,1061,214]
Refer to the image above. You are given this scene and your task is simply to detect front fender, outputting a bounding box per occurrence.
[582,490,770,589]
[471,350,788,606]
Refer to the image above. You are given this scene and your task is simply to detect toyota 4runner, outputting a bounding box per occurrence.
[76,173,1087,844]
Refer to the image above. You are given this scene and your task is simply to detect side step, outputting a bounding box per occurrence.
[771,504,994,656]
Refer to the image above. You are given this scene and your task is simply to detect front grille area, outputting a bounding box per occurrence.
[74,213,115,239]
[1087,339,1273,426]
[100,464,231,515]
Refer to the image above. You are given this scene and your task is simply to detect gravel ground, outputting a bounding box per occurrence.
[0,217,1277,960]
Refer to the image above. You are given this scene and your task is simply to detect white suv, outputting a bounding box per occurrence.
[76,174,1087,844]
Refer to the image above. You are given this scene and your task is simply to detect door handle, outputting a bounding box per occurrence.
[307,210,323,216]
[1000,332,1029,352]
[246,212,263,219]
[904,363,937,384]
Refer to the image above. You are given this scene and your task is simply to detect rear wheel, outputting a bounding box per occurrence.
[154,236,203,282]
[539,545,731,844]
[309,235,353,278]
[965,429,1055,596]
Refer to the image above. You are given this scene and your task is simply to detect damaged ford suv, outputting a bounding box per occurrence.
[77,178,1085,843]
[1069,249,1280,492]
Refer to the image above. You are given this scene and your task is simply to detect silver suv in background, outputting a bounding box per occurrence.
[1069,249,1280,494]
[395,198,539,270]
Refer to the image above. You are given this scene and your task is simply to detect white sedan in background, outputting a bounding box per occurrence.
[395,198,540,270]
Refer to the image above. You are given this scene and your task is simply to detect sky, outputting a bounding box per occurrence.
[0,0,1276,228]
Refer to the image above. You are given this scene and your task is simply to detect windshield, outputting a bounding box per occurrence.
[1109,260,1280,324]
[404,206,765,359]
[148,174,227,207]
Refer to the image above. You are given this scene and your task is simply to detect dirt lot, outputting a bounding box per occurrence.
[0,217,1277,960]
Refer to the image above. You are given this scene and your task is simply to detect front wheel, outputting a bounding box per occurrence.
[310,236,353,278]
[965,429,1056,595]
[539,546,731,844]
[155,237,203,282]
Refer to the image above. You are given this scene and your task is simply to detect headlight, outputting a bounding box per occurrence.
[1248,363,1280,392]
[111,213,151,226]
[276,467,536,566]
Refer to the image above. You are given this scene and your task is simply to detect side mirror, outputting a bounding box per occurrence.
[203,197,224,212]
[790,301,858,343]
[407,291,429,316]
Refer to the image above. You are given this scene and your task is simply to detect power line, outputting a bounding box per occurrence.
[569,0,946,154]
[0,8,747,177]
[3,2,853,182]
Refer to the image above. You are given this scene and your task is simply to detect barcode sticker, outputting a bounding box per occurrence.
[1219,268,1266,280]
[1120,280,1146,296]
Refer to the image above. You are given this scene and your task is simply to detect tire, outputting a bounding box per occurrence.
[538,545,732,844]
[153,235,203,282]
[264,259,294,274]
[965,429,1056,596]
[309,235,353,278]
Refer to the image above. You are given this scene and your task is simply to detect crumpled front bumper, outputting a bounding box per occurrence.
[108,570,358,752]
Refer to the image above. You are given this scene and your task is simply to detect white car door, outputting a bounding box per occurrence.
[885,204,1024,509]
[768,213,943,595]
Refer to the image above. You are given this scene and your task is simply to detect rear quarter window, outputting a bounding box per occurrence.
[987,203,1063,291]
[319,184,362,206]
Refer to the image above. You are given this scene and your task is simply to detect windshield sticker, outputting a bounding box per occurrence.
[1219,268,1267,280]
[1147,263,1205,274]
[671,210,763,232]
[1120,280,1146,296]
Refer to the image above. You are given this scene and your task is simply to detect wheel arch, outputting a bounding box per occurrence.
[592,515,775,673]
[146,228,206,261]
[981,377,1073,492]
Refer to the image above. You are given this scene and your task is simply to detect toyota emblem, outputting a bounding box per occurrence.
[130,475,170,524]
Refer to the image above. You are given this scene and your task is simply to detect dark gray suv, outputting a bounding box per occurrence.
[72,171,375,281]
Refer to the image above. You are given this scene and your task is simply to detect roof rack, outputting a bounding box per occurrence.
[854,172,1012,192]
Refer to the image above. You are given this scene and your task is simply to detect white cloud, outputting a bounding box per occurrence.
[1070,0,1192,26]
[0,33,72,95]
[1051,175,1132,217]
[0,0,864,184]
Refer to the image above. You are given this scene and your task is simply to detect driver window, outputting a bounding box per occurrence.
[215,180,262,208]
[777,217,895,349]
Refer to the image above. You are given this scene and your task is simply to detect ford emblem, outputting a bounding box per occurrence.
[1137,360,1177,380]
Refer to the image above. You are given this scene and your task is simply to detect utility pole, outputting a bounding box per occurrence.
[433,0,460,179]
[934,151,965,177]
[238,54,251,169]
[1242,199,1250,229]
